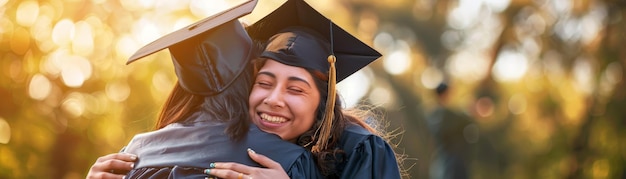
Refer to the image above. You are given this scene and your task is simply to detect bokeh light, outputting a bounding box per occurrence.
[420,66,444,89]
[573,57,595,95]
[508,94,528,115]
[52,19,75,47]
[0,117,10,144]
[60,56,92,88]
[72,21,95,57]
[61,92,87,118]
[475,96,494,118]
[492,49,528,83]
[369,86,395,108]
[106,81,131,102]
[15,1,39,27]
[28,74,52,100]
[338,69,372,108]
[382,39,412,75]
[446,50,490,83]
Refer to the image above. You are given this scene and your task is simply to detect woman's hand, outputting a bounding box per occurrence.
[86,153,137,179]
[205,148,289,179]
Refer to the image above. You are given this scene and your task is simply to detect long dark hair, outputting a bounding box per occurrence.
[155,63,255,141]
[304,69,381,177]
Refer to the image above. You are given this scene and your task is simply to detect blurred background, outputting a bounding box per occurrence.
[1,0,625,178]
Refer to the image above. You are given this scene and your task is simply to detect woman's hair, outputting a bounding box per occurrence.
[154,83,203,129]
[200,64,254,140]
[304,68,380,176]
[155,63,255,141]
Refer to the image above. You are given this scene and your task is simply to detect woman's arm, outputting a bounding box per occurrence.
[86,153,137,179]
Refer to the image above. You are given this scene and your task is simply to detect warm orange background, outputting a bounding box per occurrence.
[1,0,625,178]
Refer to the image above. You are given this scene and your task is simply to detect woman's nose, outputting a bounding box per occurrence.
[263,90,285,108]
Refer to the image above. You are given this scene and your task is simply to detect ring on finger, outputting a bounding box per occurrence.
[237,172,243,179]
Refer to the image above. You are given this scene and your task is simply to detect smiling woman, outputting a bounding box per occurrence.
[249,59,321,143]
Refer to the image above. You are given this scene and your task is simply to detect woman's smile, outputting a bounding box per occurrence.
[260,113,288,123]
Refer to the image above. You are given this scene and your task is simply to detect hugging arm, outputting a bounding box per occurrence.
[86,153,137,179]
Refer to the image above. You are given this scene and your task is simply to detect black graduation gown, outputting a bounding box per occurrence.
[122,111,322,179]
[337,124,402,179]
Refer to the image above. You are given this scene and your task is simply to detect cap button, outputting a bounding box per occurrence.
[327,55,336,63]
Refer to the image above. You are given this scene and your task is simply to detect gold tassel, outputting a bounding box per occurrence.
[312,55,337,152]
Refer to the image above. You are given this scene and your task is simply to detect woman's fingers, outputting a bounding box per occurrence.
[206,148,289,179]
[210,162,252,175]
[96,153,137,163]
[206,168,251,179]
[95,154,136,171]
[87,153,137,179]
[86,172,126,179]
[100,159,135,173]
[246,148,282,170]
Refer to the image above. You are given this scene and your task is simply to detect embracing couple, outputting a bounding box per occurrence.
[87,0,403,178]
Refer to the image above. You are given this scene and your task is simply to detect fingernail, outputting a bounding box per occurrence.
[209,163,216,168]
[129,154,137,160]
[247,148,256,154]
[204,169,211,174]
[130,163,134,168]
[122,176,126,179]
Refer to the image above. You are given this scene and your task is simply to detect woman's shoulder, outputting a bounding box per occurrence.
[341,123,381,142]
[337,124,402,179]
[339,123,390,153]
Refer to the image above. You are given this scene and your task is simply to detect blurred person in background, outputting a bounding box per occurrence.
[425,82,474,179]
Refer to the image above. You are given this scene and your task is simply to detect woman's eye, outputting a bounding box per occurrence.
[256,81,271,87]
[288,88,304,93]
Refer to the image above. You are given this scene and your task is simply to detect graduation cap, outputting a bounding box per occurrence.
[126,0,258,96]
[246,0,382,152]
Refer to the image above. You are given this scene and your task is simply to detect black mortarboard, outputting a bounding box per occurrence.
[246,0,382,152]
[246,0,382,83]
[126,0,258,96]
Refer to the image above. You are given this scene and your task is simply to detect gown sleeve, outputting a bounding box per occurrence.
[285,150,323,179]
[340,134,401,179]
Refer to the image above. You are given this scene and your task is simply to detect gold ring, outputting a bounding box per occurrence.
[237,173,243,179]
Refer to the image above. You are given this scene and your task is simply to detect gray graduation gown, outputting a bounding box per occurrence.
[122,111,321,179]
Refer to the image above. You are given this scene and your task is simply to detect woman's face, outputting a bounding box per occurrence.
[249,59,320,142]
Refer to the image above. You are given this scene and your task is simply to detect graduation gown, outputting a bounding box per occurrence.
[336,124,402,179]
[122,110,322,179]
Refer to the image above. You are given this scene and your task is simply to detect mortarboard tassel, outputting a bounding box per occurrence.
[312,54,337,152]
[312,21,337,152]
